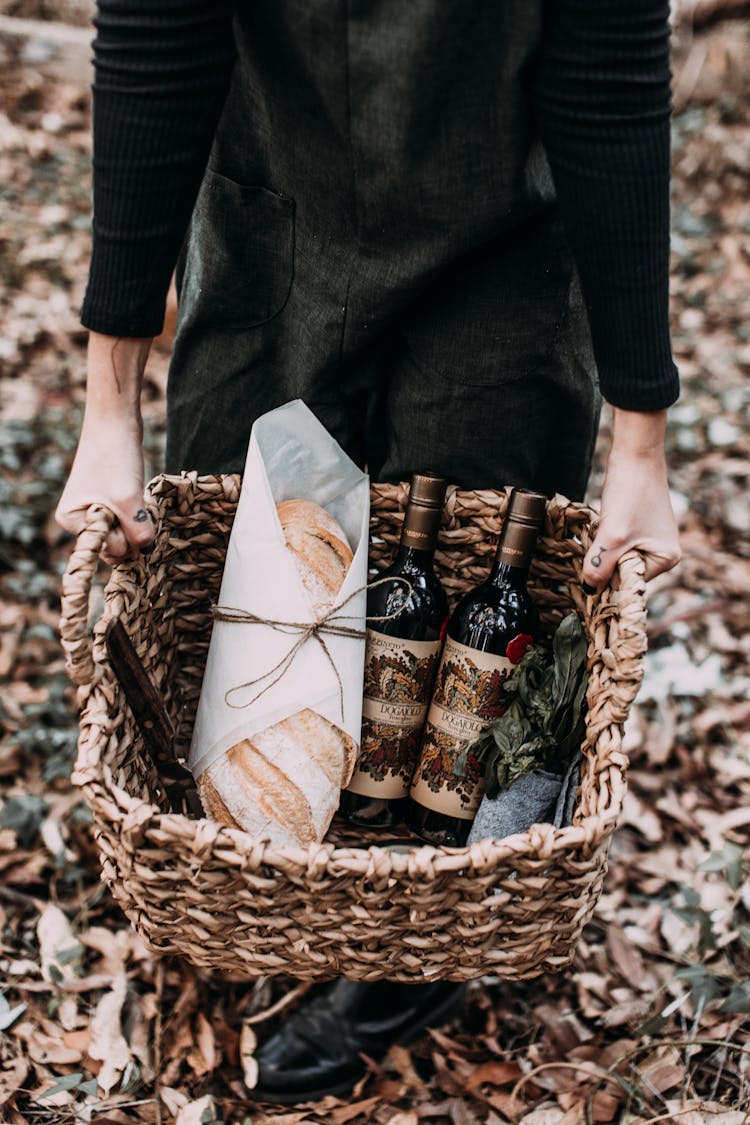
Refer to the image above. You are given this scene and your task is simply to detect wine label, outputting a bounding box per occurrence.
[346,629,441,800]
[409,637,513,819]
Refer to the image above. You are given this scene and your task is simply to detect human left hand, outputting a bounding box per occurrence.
[581,407,681,593]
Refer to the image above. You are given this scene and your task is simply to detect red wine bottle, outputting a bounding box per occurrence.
[339,473,448,828]
[405,488,546,847]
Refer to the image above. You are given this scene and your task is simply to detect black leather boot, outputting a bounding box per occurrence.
[253,979,466,1104]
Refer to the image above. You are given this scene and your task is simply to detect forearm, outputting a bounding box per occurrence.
[57,328,157,556]
[83,331,152,422]
[610,406,667,457]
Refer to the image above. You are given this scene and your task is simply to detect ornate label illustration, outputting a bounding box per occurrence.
[409,637,513,818]
[347,629,441,800]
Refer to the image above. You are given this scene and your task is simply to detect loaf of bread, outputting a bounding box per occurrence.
[276,499,353,616]
[197,499,358,846]
[198,709,358,846]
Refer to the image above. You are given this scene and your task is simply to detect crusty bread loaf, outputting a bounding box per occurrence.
[280,709,358,788]
[197,709,357,846]
[197,497,358,846]
[276,499,352,616]
[197,771,240,830]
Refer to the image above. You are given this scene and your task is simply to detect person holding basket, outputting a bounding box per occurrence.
[57,0,682,1104]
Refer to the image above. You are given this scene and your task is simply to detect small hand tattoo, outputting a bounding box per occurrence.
[133,509,149,523]
[591,546,606,569]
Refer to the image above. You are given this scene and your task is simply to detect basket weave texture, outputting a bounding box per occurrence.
[60,475,647,982]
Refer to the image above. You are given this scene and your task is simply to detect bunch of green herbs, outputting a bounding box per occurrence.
[455,612,589,796]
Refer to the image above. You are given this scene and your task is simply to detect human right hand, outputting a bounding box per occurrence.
[55,332,156,565]
[581,407,681,593]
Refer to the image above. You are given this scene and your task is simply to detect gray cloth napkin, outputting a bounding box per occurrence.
[466,751,582,844]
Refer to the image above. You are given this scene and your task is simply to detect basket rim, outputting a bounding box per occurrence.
[72,754,618,875]
[159,470,602,536]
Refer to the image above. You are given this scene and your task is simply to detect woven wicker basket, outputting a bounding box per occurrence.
[60,475,647,982]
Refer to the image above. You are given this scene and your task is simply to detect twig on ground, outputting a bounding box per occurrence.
[243,979,314,1026]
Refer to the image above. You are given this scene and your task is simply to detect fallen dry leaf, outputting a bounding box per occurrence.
[557,1105,585,1125]
[329,1096,383,1123]
[27,1029,83,1065]
[62,1027,90,1055]
[0,1057,29,1108]
[185,1011,217,1077]
[240,1019,259,1090]
[465,1059,523,1090]
[175,1094,219,1125]
[36,902,81,1030]
[159,1086,189,1117]
[519,1107,567,1125]
[87,973,131,1094]
[385,1043,426,1090]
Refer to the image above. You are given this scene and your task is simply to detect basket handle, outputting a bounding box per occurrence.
[616,546,647,595]
[59,504,117,689]
[598,543,649,717]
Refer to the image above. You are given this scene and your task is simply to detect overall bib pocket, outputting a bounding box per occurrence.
[179,170,295,329]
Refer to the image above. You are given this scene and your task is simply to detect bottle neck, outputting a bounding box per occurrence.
[399,500,441,555]
[393,543,436,571]
[490,517,540,587]
[487,558,530,589]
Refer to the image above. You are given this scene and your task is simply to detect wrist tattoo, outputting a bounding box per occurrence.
[133,509,148,523]
[591,546,606,569]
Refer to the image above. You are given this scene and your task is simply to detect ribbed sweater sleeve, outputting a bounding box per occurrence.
[532,0,679,410]
[80,0,235,338]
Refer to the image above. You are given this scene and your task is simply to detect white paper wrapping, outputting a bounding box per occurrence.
[188,399,370,782]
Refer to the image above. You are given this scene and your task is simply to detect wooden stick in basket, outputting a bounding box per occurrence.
[105,618,202,816]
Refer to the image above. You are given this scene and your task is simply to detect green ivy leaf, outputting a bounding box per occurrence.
[0,794,48,848]
[698,841,746,891]
[120,1061,141,1093]
[199,1108,224,1125]
[723,842,745,890]
[47,963,64,986]
[678,882,700,908]
[36,1072,86,1100]
[719,981,750,1013]
[56,944,84,967]
[676,965,723,1011]
[638,1009,669,1037]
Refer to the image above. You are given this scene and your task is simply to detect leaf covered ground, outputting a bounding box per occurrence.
[1,7,749,1124]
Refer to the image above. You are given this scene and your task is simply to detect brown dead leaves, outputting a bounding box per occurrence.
[0,5,749,1125]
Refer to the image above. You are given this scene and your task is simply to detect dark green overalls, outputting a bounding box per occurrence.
[166,0,600,497]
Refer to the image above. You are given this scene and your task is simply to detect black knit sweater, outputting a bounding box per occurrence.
[80,0,679,411]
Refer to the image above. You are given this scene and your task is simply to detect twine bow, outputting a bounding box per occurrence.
[212,576,414,720]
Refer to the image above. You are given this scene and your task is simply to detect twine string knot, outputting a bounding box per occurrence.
[212,575,415,719]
